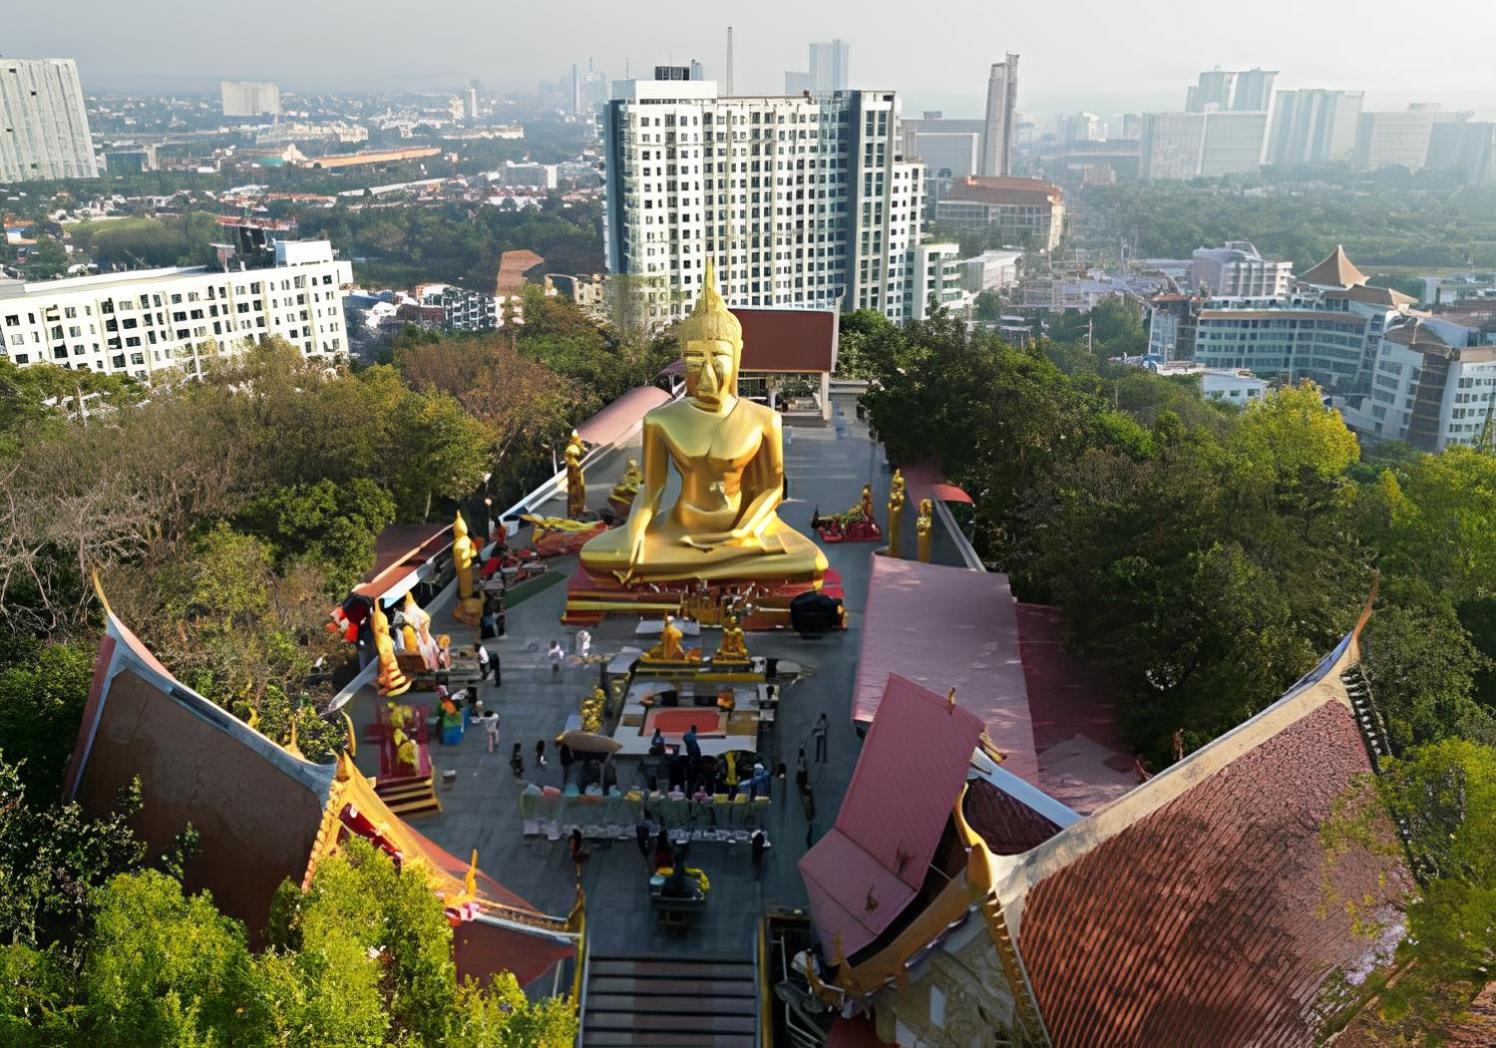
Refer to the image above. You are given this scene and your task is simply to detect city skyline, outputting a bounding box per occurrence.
[5,0,1495,118]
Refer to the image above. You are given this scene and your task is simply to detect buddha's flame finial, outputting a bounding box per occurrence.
[679,256,742,353]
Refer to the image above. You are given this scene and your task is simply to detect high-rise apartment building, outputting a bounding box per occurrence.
[602,79,929,328]
[1355,105,1472,171]
[1350,315,1496,450]
[981,53,1019,176]
[1265,89,1363,167]
[571,64,609,118]
[1185,69,1276,113]
[654,62,706,82]
[0,240,351,383]
[809,40,850,93]
[0,58,99,182]
[1139,111,1268,179]
[220,80,281,118]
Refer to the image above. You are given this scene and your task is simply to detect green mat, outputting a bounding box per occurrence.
[501,566,569,608]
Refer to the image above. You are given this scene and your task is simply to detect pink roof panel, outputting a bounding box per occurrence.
[853,556,1040,786]
[576,385,671,446]
[799,674,983,956]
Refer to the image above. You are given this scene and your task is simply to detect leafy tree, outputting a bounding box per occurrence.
[0,756,145,954]
[391,389,494,522]
[0,640,95,800]
[1229,380,1359,483]
[237,478,396,597]
[80,870,257,1047]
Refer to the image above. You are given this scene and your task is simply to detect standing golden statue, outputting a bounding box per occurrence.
[916,497,934,563]
[372,602,411,698]
[887,469,906,558]
[451,511,482,626]
[857,484,875,523]
[564,428,587,519]
[580,261,827,585]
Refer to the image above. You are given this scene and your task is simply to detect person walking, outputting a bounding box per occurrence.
[535,739,548,770]
[484,712,501,754]
[476,645,493,683]
[548,641,565,681]
[510,743,524,779]
[635,821,651,863]
[683,724,701,760]
[497,602,507,638]
[812,712,829,763]
[575,629,592,661]
[751,830,767,880]
[795,748,809,795]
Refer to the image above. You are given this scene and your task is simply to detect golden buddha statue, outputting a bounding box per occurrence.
[715,614,749,662]
[611,459,642,502]
[644,614,689,662]
[580,262,827,585]
[858,484,874,522]
[916,497,934,563]
[564,429,587,518]
[887,469,906,557]
[451,511,482,626]
[373,603,411,698]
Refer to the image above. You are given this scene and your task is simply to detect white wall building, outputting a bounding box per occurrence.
[1355,106,1471,171]
[981,54,1019,177]
[1350,316,1496,450]
[1266,89,1363,167]
[962,249,1023,292]
[0,241,350,383]
[1140,111,1268,179]
[0,58,98,182]
[1191,241,1292,296]
[909,242,969,320]
[220,80,282,118]
[602,79,932,328]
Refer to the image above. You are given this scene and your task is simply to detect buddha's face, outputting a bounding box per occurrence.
[684,338,738,410]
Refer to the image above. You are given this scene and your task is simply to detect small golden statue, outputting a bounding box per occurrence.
[888,469,906,557]
[373,603,411,698]
[916,497,934,564]
[392,727,419,775]
[451,511,482,626]
[580,261,827,585]
[564,428,587,519]
[611,458,642,503]
[643,614,697,663]
[715,614,749,662]
[580,687,606,733]
[401,592,441,671]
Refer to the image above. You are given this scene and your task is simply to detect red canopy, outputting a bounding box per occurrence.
[930,482,973,504]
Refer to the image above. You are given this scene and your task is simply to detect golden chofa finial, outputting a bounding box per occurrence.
[947,688,957,713]
[678,257,742,354]
[465,849,478,898]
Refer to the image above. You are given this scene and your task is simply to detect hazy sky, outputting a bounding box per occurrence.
[9,0,1496,117]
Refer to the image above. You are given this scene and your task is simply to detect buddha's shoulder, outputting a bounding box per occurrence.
[733,399,779,427]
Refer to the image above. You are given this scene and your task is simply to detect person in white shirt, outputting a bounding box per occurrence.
[548,641,565,681]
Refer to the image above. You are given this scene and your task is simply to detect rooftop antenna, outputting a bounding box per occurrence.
[726,26,734,95]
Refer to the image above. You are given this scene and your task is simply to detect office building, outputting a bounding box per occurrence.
[465,86,479,122]
[933,177,1065,252]
[571,64,609,118]
[1191,241,1291,296]
[220,80,281,118]
[0,58,99,182]
[0,239,350,383]
[1265,89,1363,167]
[982,53,1020,176]
[1355,105,1471,171]
[1192,245,1419,394]
[602,79,930,328]
[1185,69,1276,113]
[654,62,706,82]
[1060,112,1104,144]
[415,283,499,331]
[962,248,1023,292]
[1350,315,1496,450]
[809,40,850,93]
[1140,111,1268,179]
[909,242,969,320]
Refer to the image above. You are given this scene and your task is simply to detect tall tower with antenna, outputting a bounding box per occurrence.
[726,26,735,95]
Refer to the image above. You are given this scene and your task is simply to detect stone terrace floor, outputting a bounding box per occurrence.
[348,395,969,958]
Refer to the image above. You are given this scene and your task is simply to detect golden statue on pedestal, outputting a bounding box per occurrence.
[580,262,827,586]
[643,614,698,663]
[611,459,642,501]
[451,511,482,626]
[887,469,906,557]
[372,603,411,698]
[715,614,749,662]
[916,497,934,563]
[564,429,587,519]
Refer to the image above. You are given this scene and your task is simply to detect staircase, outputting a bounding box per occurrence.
[582,954,758,1047]
[373,772,442,818]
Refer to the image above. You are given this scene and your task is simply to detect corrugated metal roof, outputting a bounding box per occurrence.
[733,307,838,373]
[576,384,671,445]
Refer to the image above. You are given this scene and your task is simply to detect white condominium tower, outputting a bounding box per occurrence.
[0,240,351,384]
[981,53,1019,177]
[602,79,927,327]
[0,58,99,182]
[220,80,282,118]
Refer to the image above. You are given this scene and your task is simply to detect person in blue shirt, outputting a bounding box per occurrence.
[683,724,702,759]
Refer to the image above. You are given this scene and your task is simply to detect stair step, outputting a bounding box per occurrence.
[587,958,754,980]
[584,1012,756,1035]
[585,993,757,1017]
[587,976,758,998]
[583,1033,754,1047]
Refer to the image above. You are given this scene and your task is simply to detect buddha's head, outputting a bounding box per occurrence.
[679,259,742,411]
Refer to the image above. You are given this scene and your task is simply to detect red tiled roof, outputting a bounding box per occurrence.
[1016,696,1411,1046]
[732,307,838,373]
[799,675,983,957]
[963,777,1062,855]
[497,249,545,295]
[353,523,453,603]
[942,176,1064,207]
[576,385,671,446]
[852,556,1040,786]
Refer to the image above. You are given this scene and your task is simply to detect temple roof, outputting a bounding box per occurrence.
[799,674,983,958]
[576,384,671,446]
[732,306,839,374]
[1300,244,1369,288]
[987,628,1413,1046]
